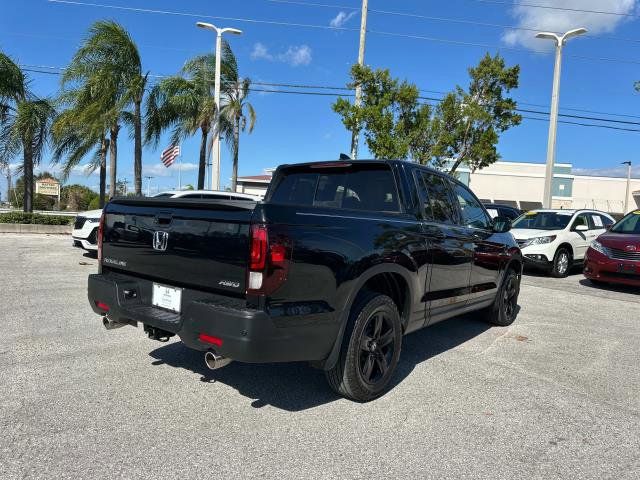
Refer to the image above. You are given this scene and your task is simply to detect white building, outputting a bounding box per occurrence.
[236,161,640,215]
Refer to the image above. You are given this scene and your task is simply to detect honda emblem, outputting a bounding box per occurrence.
[625,245,637,252]
[153,231,169,251]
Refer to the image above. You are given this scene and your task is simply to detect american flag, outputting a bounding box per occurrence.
[161,145,180,167]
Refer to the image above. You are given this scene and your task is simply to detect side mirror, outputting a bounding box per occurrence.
[575,224,588,232]
[492,216,512,233]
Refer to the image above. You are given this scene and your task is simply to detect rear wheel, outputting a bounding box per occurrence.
[551,248,572,278]
[325,292,402,402]
[483,268,520,326]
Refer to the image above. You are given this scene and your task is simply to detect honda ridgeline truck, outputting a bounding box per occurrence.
[88,160,522,401]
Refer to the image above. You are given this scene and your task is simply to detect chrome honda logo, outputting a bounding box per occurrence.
[625,245,637,252]
[152,231,169,251]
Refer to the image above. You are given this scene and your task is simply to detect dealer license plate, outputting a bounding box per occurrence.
[152,283,182,313]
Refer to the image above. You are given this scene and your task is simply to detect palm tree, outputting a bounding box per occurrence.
[0,52,56,213]
[63,21,147,198]
[52,92,110,207]
[220,78,256,191]
[145,42,237,190]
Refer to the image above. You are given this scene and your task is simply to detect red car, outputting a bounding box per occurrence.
[584,211,640,287]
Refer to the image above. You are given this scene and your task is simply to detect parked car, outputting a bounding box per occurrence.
[87,160,523,401]
[483,203,523,220]
[72,190,261,252]
[511,209,615,277]
[584,210,640,287]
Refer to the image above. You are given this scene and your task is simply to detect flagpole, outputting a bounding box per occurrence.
[178,146,182,190]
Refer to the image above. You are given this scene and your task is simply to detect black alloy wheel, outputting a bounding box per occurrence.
[358,311,396,385]
[326,292,402,402]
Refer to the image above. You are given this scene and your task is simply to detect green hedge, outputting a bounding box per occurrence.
[0,212,74,226]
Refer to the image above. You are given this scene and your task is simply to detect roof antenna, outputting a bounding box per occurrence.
[339,153,351,160]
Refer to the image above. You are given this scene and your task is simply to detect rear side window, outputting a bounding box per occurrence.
[599,214,614,228]
[416,172,457,224]
[269,165,400,212]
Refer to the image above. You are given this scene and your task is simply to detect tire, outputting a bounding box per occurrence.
[325,291,402,402]
[551,248,572,278]
[483,268,520,326]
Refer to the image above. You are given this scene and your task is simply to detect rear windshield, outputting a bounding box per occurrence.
[611,211,640,234]
[269,164,400,212]
[512,211,573,230]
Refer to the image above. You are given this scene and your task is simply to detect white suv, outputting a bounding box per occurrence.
[511,209,615,277]
[72,190,262,253]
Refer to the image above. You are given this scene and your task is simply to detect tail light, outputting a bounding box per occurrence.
[247,224,290,295]
[97,212,105,266]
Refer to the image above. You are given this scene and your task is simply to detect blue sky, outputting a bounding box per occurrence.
[2,0,640,196]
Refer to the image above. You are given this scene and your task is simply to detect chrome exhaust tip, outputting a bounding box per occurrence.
[102,316,127,330]
[204,351,232,370]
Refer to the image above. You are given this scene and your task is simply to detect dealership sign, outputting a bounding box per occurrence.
[35,180,60,197]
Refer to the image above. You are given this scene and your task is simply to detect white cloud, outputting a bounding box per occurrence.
[279,45,312,66]
[502,0,638,50]
[143,162,198,178]
[250,43,312,67]
[250,42,273,61]
[329,11,357,28]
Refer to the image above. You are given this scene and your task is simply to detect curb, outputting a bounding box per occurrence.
[0,224,72,234]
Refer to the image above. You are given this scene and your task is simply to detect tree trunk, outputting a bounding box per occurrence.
[231,116,240,192]
[23,139,34,213]
[448,156,464,175]
[197,126,208,190]
[109,124,119,198]
[134,100,142,196]
[99,136,109,208]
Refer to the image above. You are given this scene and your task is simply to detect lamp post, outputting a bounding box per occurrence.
[536,27,587,209]
[622,161,632,214]
[196,21,242,191]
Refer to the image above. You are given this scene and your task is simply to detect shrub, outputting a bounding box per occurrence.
[0,212,74,226]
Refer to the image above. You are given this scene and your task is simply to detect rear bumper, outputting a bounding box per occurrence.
[88,272,340,364]
[583,248,640,287]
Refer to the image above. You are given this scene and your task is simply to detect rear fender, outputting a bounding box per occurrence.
[321,263,415,371]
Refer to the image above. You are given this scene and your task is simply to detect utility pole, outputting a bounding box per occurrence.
[350,0,369,160]
[622,161,632,214]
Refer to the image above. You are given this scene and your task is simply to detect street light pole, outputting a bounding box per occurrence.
[536,28,587,209]
[623,161,632,214]
[196,22,242,191]
[350,0,369,160]
[145,176,154,197]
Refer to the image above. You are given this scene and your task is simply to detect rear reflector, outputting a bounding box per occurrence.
[198,333,223,347]
[95,301,110,312]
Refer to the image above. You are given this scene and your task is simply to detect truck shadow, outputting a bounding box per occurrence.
[148,313,492,412]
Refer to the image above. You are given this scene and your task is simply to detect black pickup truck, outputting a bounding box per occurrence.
[89,160,522,401]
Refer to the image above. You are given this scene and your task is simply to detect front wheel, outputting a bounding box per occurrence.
[325,292,402,402]
[483,268,520,326]
[551,248,572,278]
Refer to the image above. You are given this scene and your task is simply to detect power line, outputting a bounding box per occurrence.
[19,65,640,131]
[471,0,640,18]
[267,0,640,44]
[46,0,640,66]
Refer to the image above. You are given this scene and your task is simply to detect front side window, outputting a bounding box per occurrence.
[417,172,457,224]
[451,182,491,230]
[571,214,589,230]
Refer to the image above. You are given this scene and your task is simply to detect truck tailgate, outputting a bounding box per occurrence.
[101,198,254,295]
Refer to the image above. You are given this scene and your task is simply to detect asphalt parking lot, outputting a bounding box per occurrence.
[1,234,638,479]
